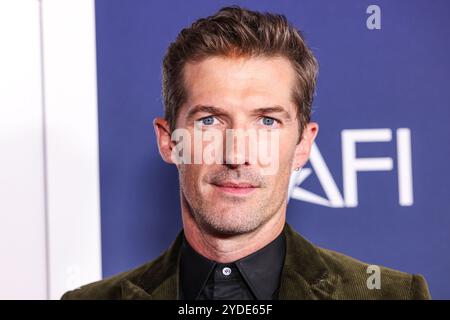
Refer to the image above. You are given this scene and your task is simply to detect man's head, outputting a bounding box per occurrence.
[154,6,318,237]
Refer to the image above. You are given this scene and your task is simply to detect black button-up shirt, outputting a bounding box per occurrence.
[179,230,286,300]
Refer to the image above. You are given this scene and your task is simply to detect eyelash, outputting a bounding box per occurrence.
[259,116,280,127]
[195,116,220,126]
[195,115,280,127]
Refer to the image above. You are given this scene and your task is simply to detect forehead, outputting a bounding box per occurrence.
[182,56,297,114]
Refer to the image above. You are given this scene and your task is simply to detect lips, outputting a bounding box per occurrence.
[215,182,256,188]
[212,181,258,195]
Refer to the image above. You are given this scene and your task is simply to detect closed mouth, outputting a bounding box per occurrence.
[211,181,258,195]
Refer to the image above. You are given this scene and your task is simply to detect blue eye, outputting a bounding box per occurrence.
[261,117,276,126]
[198,116,216,126]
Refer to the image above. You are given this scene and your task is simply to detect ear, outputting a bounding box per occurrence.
[291,122,319,171]
[153,117,175,165]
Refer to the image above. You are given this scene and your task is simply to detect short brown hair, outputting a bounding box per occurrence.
[162,6,318,140]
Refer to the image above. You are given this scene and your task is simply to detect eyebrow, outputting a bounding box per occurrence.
[185,104,292,122]
[250,106,292,121]
[185,105,229,122]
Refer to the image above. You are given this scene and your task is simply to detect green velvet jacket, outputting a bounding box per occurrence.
[61,223,431,300]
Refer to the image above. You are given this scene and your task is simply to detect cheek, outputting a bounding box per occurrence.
[248,131,295,177]
[181,165,210,195]
[180,165,199,189]
[276,135,297,168]
[263,169,290,196]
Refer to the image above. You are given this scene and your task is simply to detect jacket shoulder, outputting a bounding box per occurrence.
[60,259,155,300]
[316,246,431,299]
[61,231,184,300]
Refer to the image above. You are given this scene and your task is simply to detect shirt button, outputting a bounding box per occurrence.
[222,267,232,276]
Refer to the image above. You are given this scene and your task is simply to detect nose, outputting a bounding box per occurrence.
[223,128,252,167]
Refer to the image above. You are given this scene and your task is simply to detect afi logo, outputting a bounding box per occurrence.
[289,128,413,208]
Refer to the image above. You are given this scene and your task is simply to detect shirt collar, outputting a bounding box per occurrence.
[180,229,286,300]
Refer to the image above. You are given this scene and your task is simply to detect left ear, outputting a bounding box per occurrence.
[291,122,319,171]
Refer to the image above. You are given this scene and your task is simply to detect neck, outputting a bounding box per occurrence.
[181,194,286,264]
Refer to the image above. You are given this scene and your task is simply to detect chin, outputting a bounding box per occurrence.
[201,211,264,236]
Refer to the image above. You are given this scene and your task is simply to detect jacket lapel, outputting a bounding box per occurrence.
[120,280,153,299]
[120,231,183,300]
[278,223,338,300]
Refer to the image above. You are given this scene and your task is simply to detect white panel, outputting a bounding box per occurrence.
[0,0,47,299]
[41,0,102,299]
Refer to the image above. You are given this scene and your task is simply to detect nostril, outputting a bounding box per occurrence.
[224,153,247,165]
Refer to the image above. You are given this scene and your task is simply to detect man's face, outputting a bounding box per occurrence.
[155,56,317,236]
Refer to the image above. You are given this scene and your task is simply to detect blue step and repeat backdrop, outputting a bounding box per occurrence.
[94,0,450,299]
